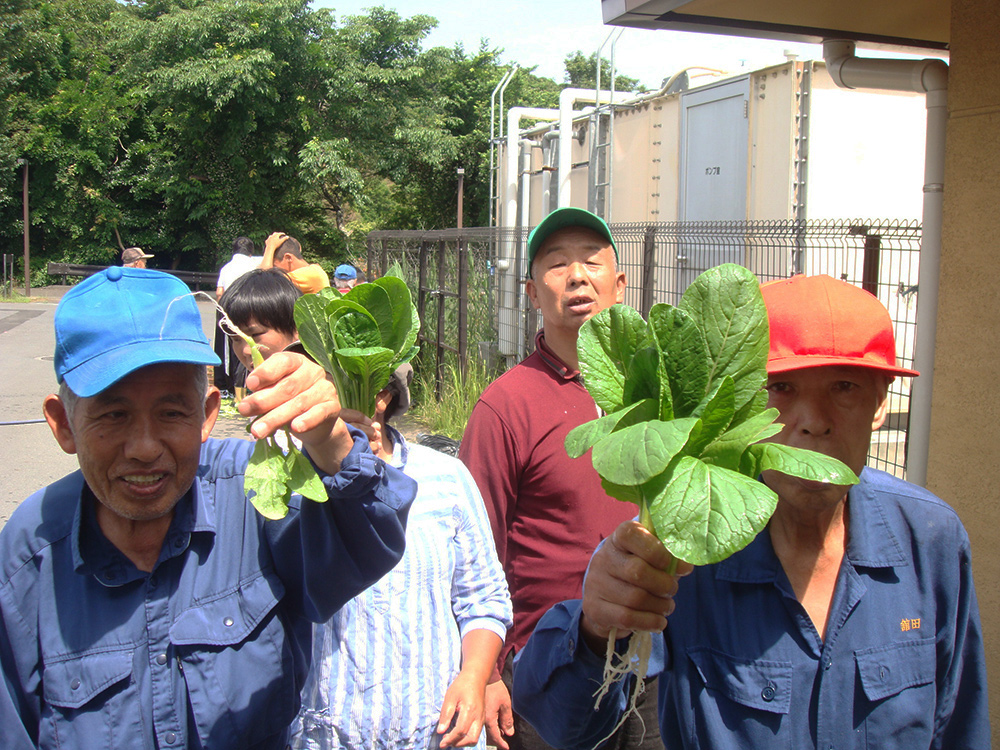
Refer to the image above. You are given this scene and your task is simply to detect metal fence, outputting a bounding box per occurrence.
[367,219,922,478]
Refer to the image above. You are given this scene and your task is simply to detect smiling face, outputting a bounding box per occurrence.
[762,365,889,512]
[526,226,626,340]
[45,363,220,525]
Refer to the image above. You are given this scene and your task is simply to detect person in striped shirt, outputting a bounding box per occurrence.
[291,366,513,749]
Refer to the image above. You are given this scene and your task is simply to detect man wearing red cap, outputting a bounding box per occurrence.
[509,275,990,749]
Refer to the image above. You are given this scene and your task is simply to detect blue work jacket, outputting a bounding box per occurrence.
[513,468,990,750]
[0,432,415,749]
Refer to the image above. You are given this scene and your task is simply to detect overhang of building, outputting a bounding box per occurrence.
[601,0,949,51]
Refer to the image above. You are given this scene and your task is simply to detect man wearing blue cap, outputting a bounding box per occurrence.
[333,263,358,294]
[0,267,416,749]
[460,208,663,750]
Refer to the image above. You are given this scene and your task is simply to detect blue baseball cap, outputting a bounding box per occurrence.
[54,267,220,398]
[526,207,618,274]
[334,264,357,280]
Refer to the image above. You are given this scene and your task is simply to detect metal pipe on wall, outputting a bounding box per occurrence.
[822,39,948,487]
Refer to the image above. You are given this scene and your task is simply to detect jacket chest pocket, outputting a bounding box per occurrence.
[854,637,936,747]
[168,573,295,746]
[42,649,142,747]
[687,647,793,747]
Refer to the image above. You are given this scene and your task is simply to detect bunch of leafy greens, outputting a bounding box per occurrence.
[293,275,420,417]
[566,264,858,567]
[219,309,328,521]
[570,264,860,727]
[240,275,419,520]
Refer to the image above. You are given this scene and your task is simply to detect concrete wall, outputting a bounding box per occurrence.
[927,0,1000,739]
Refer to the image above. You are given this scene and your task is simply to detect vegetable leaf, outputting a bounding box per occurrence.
[647,303,709,418]
[245,438,294,520]
[648,457,779,566]
[591,418,699,486]
[678,264,769,411]
[565,399,658,458]
[294,275,420,416]
[577,305,647,413]
[567,263,860,567]
[746,443,860,485]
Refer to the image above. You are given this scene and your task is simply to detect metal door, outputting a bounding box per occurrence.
[677,77,750,290]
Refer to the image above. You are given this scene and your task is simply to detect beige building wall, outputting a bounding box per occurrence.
[927,0,1000,739]
[748,63,798,222]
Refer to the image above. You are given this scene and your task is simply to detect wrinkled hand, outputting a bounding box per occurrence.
[483,679,514,750]
[436,671,486,748]
[340,408,384,458]
[238,352,351,474]
[580,520,693,654]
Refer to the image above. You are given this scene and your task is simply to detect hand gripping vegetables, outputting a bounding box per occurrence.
[241,275,419,520]
[565,264,858,717]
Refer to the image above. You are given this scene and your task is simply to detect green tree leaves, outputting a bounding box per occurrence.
[567,264,859,565]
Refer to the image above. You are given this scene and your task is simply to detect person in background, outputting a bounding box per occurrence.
[0,266,416,749]
[511,274,990,750]
[333,264,358,293]
[291,364,512,750]
[459,208,663,750]
[121,246,152,268]
[260,231,330,294]
[220,268,303,372]
[214,236,262,394]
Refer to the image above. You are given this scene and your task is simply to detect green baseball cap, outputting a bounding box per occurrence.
[526,207,618,274]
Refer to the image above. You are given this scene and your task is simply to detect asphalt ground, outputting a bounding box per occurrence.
[0,287,250,528]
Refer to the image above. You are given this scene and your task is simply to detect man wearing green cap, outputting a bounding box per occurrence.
[511,274,989,749]
[460,208,664,750]
[0,267,416,749]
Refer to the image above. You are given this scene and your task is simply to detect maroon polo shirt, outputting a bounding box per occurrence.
[459,331,637,672]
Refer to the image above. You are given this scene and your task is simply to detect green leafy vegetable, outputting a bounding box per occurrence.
[217,301,329,521]
[294,275,419,416]
[566,263,859,567]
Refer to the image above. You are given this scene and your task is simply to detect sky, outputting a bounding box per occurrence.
[311,0,825,90]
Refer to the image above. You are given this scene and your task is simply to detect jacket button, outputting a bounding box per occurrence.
[223,617,234,627]
[165,731,176,744]
[156,653,167,665]
[70,678,81,690]
[761,684,776,701]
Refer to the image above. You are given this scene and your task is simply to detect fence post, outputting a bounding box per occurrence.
[380,238,389,279]
[436,239,448,400]
[366,237,374,281]
[641,225,657,317]
[458,233,469,377]
[417,240,430,370]
[862,232,882,296]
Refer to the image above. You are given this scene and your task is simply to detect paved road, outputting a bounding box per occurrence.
[0,287,246,528]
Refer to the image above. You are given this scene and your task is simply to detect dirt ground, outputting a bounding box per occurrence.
[210,401,430,444]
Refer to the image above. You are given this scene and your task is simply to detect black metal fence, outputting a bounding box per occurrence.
[367,219,922,478]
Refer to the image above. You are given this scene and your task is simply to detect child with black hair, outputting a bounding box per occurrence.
[219,268,303,373]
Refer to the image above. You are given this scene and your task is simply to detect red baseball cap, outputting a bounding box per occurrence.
[760,274,919,377]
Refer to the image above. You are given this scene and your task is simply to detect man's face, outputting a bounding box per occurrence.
[525,227,626,336]
[48,363,219,523]
[762,365,888,510]
[125,259,146,269]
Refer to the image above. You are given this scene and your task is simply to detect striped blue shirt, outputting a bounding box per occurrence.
[291,428,512,750]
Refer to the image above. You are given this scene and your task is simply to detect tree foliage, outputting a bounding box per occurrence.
[564,50,643,93]
[0,0,643,276]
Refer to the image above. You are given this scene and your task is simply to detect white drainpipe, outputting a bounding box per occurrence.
[822,40,948,487]
[505,108,558,232]
[557,87,632,208]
